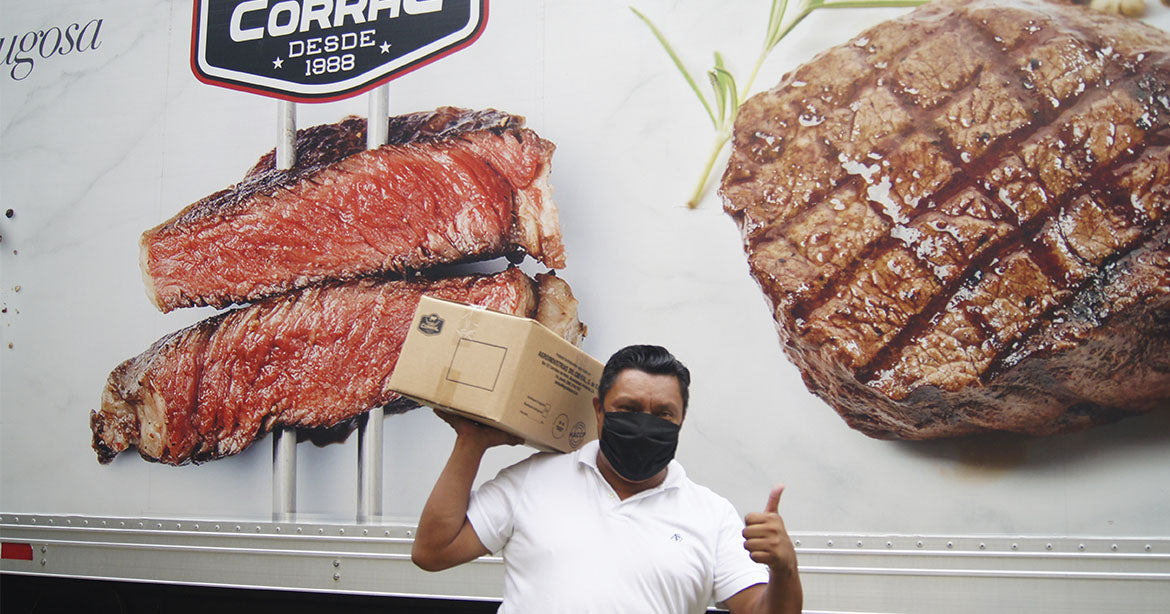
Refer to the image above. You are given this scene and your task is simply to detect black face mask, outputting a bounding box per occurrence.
[599,411,680,482]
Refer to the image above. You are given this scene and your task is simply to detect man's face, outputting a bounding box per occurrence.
[593,368,685,434]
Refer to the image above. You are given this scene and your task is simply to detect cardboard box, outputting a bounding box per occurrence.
[388,296,602,453]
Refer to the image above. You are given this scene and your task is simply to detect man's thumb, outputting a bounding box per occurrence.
[765,484,785,514]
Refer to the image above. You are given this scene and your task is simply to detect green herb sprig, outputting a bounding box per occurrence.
[633,0,926,208]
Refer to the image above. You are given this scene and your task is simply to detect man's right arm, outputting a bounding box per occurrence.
[411,411,520,572]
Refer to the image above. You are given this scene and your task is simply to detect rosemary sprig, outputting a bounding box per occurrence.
[634,0,927,208]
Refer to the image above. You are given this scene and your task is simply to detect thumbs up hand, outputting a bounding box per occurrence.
[742,485,798,576]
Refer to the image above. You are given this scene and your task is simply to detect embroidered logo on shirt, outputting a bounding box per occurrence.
[670,533,683,543]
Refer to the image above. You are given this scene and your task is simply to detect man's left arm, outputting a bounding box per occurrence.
[723,485,803,614]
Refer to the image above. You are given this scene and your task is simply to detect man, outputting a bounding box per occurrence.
[413,344,802,613]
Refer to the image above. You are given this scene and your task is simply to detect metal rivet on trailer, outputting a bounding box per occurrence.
[215,524,221,531]
[193,524,200,531]
[384,530,391,536]
[947,542,954,549]
[137,522,143,528]
[83,520,89,526]
[794,539,801,547]
[886,541,893,549]
[46,519,52,525]
[235,525,242,532]
[339,529,345,535]
[30,518,36,524]
[333,573,341,581]
[979,543,986,550]
[1011,543,1018,550]
[333,560,340,568]
[1079,544,1085,551]
[66,519,71,525]
[275,527,282,533]
[255,526,262,533]
[857,541,863,548]
[176,524,181,529]
[362,529,369,536]
[156,523,163,529]
[120,522,126,528]
[318,528,325,535]
[1046,543,1053,550]
[1146,545,1153,552]
[40,546,46,553]
[826,540,834,547]
[40,559,46,566]
[916,541,924,548]
[296,527,303,534]
[1111,544,1119,551]
[405,530,413,538]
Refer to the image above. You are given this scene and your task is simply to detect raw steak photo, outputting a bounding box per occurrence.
[721,0,1170,438]
[141,107,565,312]
[91,269,585,465]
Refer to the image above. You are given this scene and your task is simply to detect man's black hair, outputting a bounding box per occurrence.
[597,344,691,411]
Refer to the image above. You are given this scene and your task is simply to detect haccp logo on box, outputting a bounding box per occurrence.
[192,0,488,102]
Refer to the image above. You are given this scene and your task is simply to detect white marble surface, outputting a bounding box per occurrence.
[2,0,1169,539]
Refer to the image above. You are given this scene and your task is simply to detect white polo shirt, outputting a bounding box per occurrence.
[467,440,769,613]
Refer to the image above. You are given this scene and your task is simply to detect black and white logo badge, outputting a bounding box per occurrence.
[192,1,488,102]
[418,313,444,335]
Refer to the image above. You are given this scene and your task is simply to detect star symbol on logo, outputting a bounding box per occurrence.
[273,57,284,69]
[380,41,392,54]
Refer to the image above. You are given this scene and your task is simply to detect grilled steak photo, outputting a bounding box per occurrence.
[721,0,1170,438]
[91,269,585,465]
[141,107,565,313]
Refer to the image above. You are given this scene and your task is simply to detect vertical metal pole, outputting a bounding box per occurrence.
[367,84,389,150]
[273,99,298,521]
[356,409,384,522]
[276,101,297,170]
[273,429,297,520]
[357,84,390,523]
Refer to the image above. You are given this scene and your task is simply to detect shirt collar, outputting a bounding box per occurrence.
[576,439,687,492]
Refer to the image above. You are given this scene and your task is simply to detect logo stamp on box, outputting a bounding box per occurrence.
[552,413,568,438]
[569,421,587,449]
[418,313,444,335]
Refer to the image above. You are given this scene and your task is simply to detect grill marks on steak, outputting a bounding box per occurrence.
[91,268,584,465]
[141,107,565,313]
[722,0,1170,438]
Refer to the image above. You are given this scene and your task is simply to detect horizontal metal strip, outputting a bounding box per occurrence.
[5,516,1166,546]
[801,565,1170,581]
[2,521,417,539]
[12,536,505,565]
[15,538,1168,581]
[8,526,1164,547]
[796,547,1170,561]
[3,526,417,546]
[10,531,1164,563]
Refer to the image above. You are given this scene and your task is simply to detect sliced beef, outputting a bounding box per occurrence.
[141,107,565,313]
[91,268,584,465]
[721,0,1170,439]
